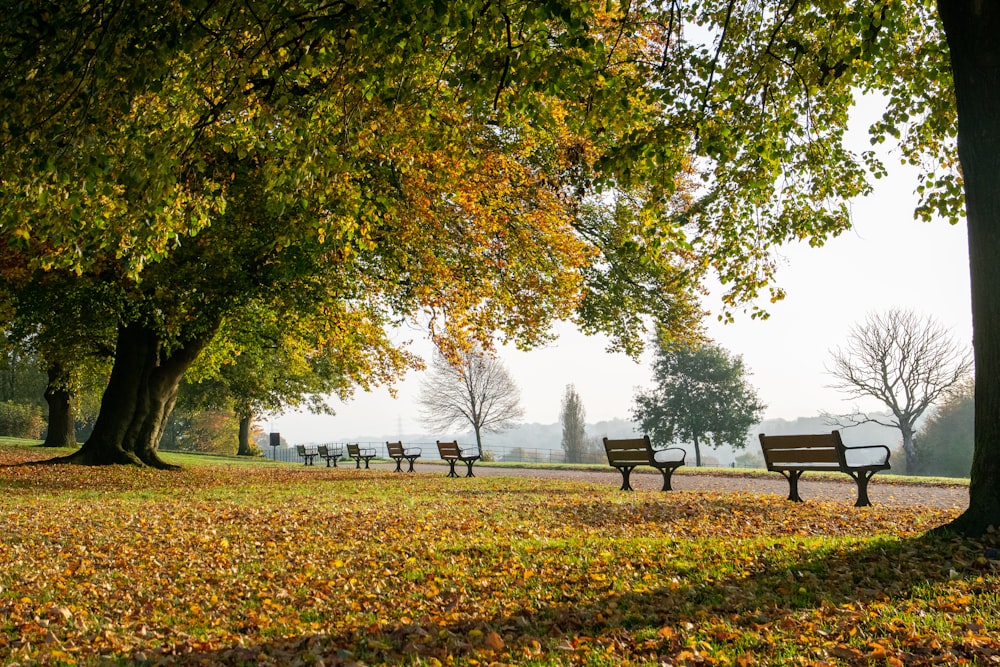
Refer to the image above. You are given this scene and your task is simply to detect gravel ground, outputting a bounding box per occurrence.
[378,462,970,511]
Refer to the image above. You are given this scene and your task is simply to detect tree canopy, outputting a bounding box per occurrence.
[633,340,765,466]
[0,0,707,468]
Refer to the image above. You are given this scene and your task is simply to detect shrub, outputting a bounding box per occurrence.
[0,401,44,439]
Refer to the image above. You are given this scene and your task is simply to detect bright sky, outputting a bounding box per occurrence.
[272,104,973,443]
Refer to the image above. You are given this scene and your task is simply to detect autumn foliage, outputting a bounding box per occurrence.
[0,444,997,666]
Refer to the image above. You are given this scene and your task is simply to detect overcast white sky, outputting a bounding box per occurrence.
[271,103,973,443]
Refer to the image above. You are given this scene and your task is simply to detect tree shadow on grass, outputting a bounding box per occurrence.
[371,531,997,665]
[114,507,999,666]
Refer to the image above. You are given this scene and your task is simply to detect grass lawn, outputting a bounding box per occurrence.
[0,442,997,666]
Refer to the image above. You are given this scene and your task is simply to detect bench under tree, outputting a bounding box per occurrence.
[758,430,891,507]
[603,436,686,491]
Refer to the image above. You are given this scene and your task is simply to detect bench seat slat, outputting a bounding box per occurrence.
[764,448,841,464]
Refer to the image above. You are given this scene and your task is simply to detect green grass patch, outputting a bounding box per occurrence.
[0,444,995,666]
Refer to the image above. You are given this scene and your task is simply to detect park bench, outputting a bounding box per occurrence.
[316,443,343,467]
[758,430,891,507]
[295,444,317,466]
[386,441,421,472]
[436,440,480,477]
[602,436,686,491]
[346,443,377,469]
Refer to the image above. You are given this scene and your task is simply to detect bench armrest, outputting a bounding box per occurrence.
[651,447,686,464]
[403,447,422,456]
[843,444,891,467]
[459,448,479,458]
[358,447,376,457]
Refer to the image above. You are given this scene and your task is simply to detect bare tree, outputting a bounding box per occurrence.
[417,349,524,456]
[560,384,588,463]
[828,308,973,474]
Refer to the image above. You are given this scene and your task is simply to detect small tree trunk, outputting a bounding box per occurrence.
[938,0,1000,535]
[237,409,254,456]
[42,363,76,448]
[900,423,918,475]
[474,424,484,457]
[54,323,214,468]
[693,434,702,467]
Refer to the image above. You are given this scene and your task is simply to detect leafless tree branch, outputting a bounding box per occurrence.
[827,308,973,472]
[416,347,524,455]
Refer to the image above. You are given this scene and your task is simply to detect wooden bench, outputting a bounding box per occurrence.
[386,441,421,472]
[603,436,686,491]
[316,443,343,467]
[758,430,891,507]
[346,443,377,469]
[436,440,480,477]
[295,444,317,466]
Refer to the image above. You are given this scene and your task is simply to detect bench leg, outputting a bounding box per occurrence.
[353,457,362,469]
[463,459,475,477]
[617,465,636,491]
[445,460,459,477]
[392,457,403,472]
[657,465,679,491]
[406,456,418,472]
[363,456,373,469]
[781,470,804,502]
[849,470,877,507]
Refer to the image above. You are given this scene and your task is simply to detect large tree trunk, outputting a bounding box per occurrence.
[42,362,76,448]
[236,409,254,457]
[938,0,1000,536]
[56,323,214,468]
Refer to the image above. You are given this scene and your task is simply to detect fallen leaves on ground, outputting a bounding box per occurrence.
[0,446,997,666]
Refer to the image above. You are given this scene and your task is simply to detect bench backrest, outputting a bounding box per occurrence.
[603,436,654,466]
[346,443,361,457]
[296,444,308,456]
[758,431,846,470]
[386,441,404,458]
[437,440,460,459]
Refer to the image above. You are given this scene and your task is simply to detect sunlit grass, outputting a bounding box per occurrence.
[0,443,994,665]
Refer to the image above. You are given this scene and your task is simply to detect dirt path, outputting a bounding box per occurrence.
[389,463,969,510]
